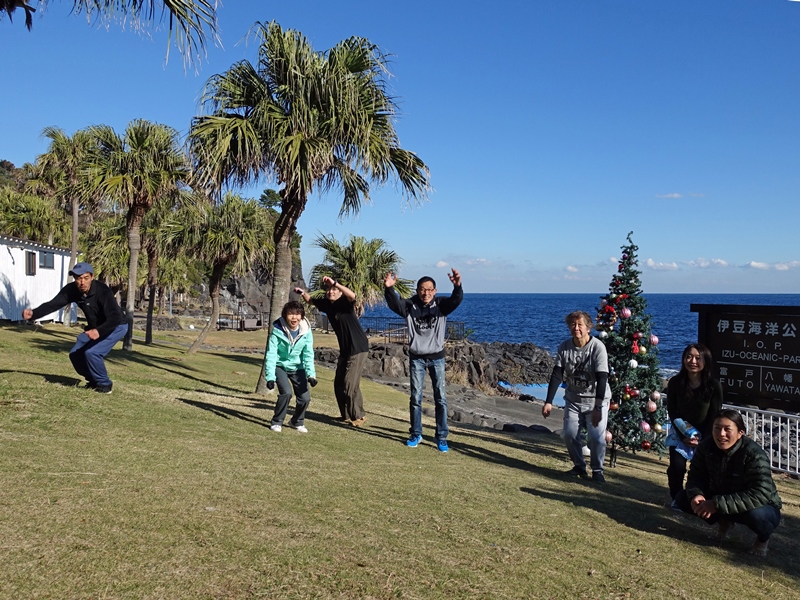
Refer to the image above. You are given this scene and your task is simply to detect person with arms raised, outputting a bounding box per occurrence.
[384,269,463,452]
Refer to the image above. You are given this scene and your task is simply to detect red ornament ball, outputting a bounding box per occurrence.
[641,440,652,450]
[610,402,620,411]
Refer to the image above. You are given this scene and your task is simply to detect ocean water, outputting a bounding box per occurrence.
[364,293,800,378]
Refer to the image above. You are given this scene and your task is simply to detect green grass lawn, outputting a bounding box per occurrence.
[1,323,798,599]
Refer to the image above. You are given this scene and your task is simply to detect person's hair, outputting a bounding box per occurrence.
[565,311,593,328]
[676,343,715,398]
[714,409,746,434]
[281,301,305,320]
[417,276,436,290]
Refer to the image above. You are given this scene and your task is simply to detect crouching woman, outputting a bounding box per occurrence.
[674,409,782,556]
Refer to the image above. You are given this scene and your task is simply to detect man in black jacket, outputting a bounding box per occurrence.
[23,262,127,394]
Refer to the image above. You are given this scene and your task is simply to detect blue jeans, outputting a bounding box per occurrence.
[675,490,782,542]
[409,356,448,441]
[562,400,608,474]
[69,323,128,387]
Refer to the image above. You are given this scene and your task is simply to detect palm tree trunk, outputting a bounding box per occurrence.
[254,209,297,393]
[123,205,145,351]
[188,261,226,354]
[64,199,80,327]
[145,247,158,345]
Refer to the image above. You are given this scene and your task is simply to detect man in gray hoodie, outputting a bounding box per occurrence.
[384,269,463,452]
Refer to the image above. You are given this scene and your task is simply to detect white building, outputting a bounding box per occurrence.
[0,235,73,322]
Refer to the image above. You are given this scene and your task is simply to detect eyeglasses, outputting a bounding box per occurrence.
[418,287,436,294]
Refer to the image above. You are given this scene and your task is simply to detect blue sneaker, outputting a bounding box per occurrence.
[406,434,422,448]
[437,440,449,453]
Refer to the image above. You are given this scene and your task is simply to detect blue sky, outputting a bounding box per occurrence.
[2,0,799,293]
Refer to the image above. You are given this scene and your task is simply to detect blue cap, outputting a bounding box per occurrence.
[69,262,94,277]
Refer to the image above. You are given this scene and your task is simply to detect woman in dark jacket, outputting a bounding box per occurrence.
[675,409,782,556]
[666,344,723,501]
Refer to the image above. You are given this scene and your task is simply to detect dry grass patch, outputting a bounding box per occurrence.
[1,323,798,599]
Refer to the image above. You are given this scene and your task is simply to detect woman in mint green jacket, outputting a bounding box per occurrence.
[264,301,317,433]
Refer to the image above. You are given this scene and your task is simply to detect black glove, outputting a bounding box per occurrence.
[308,377,318,387]
[266,380,275,390]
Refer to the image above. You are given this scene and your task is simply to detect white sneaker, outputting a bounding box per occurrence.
[270,424,282,432]
[295,425,308,433]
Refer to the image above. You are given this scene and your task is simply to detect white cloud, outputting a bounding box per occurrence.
[683,258,729,268]
[466,258,491,266]
[644,258,679,271]
[566,265,579,273]
[656,193,683,199]
[435,260,449,268]
[747,261,771,270]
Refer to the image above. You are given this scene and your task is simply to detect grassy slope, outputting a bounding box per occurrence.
[1,324,798,600]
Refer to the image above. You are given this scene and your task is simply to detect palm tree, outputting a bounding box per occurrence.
[0,187,69,245]
[140,192,189,344]
[83,212,133,292]
[2,0,219,68]
[29,126,99,273]
[189,21,430,392]
[87,119,190,350]
[309,233,413,317]
[160,192,273,354]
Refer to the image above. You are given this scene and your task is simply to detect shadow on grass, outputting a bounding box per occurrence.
[0,369,83,387]
[178,397,272,428]
[521,471,800,580]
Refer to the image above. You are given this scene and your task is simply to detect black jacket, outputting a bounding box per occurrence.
[685,435,782,515]
[31,280,124,339]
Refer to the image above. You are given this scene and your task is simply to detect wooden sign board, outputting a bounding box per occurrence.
[691,304,800,412]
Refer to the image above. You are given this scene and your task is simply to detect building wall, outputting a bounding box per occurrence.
[0,236,72,322]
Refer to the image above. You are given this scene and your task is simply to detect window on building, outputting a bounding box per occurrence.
[39,251,55,269]
[25,251,36,276]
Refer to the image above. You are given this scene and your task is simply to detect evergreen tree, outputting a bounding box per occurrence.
[595,232,668,454]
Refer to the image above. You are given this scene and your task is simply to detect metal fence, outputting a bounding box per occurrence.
[725,404,800,476]
[217,313,266,331]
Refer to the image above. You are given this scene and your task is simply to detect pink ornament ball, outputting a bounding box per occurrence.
[646,400,657,413]
[620,308,632,319]
[649,334,659,346]
[640,421,651,433]
[605,431,613,443]
[650,390,661,402]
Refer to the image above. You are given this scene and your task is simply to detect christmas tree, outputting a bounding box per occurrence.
[595,232,668,455]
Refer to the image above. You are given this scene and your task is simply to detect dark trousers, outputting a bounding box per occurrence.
[334,351,367,421]
[667,447,689,500]
[675,489,782,542]
[69,324,128,387]
[271,367,311,427]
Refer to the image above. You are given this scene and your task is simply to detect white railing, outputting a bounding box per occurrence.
[725,404,800,476]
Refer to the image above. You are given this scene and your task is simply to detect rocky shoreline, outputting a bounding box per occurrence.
[314,339,561,436]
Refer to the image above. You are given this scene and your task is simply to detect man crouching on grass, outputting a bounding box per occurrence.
[22,262,127,394]
[384,269,463,453]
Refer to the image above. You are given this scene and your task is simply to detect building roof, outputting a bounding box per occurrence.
[0,234,70,254]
